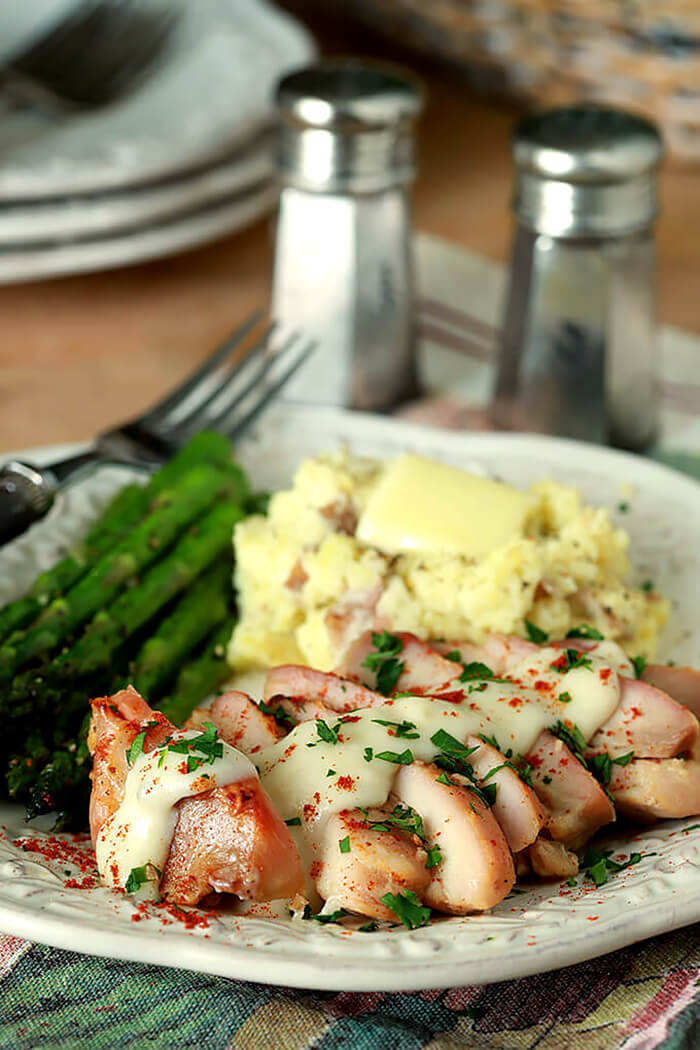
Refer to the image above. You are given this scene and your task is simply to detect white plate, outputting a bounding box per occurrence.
[0,131,274,246]
[0,181,277,283]
[0,0,314,199]
[0,406,699,992]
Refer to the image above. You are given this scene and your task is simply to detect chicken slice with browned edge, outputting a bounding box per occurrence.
[315,808,430,921]
[88,686,304,906]
[393,760,515,913]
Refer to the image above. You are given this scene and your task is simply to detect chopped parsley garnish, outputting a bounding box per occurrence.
[327,769,336,777]
[580,847,649,887]
[311,909,348,924]
[339,836,351,854]
[371,718,420,739]
[446,650,463,663]
[612,751,635,767]
[641,579,655,593]
[525,620,549,644]
[316,720,341,745]
[258,700,296,727]
[459,662,497,683]
[358,922,378,932]
[363,747,374,762]
[124,863,161,895]
[362,631,405,696]
[558,691,572,704]
[436,771,457,787]
[359,803,426,841]
[549,720,587,759]
[617,501,629,513]
[631,655,647,678]
[431,729,479,763]
[566,624,604,641]
[431,729,494,807]
[380,890,432,930]
[587,752,612,786]
[160,723,223,772]
[425,844,443,869]
[375,749,414,766]
[285,817,301,826]
[478,732,500,750]
[566,876,576,887]
[551,649,593,673]
[126,731,146,766]
[542,775,552,785]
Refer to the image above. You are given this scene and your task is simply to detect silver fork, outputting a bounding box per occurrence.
[0,312,314,545]
[7,0,177,109]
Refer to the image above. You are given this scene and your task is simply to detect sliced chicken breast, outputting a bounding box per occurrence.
[588,677,698,759]
[433,635,538,676]
[88,687,304,906]
[393,760,515,913]
[264,665,385,712]
[339,630,458,694]
[463,734,546,853]
[186,690,283,755]
[315,808,430,921]
[642,664,700,721]
[526,837,579,879]
[608,757,700,822]
[526,731,615,849]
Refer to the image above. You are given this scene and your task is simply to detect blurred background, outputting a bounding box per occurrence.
[0,0,699,449]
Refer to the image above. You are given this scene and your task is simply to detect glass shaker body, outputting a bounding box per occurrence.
[271,60,423,412]
[273,184,418,410]
[492,105,663,452]
[493,227,657,449]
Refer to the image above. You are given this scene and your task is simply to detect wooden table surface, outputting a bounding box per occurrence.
[1,9,699,452]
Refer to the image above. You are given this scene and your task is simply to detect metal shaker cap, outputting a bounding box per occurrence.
[277,59,424,194]
[512,105,663,238]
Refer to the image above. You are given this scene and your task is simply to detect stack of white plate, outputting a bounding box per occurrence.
[0,0,315,282]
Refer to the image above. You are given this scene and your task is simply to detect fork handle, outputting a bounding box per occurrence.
[0,450,98,546]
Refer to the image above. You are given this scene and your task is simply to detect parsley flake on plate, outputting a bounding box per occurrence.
[380,890,432,930]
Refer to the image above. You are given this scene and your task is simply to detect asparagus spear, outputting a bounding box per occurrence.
[0,462,240,684]
[0,430,243,645]
[51,502,244,682]
[129,559,232,702]
[158,616,236,726]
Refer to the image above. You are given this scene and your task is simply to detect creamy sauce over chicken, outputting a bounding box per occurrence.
[258,647,620,844]
[96,729,255,897]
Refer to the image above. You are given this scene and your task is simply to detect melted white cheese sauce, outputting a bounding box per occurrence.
[96,729,255,897]
[258,646,620,842]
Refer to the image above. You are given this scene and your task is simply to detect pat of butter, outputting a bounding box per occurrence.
[356,454,531,558]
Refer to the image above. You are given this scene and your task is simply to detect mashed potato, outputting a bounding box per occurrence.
[228,450,669,672]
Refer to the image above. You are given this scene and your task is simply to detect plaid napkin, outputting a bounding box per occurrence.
[2,235,699,1049]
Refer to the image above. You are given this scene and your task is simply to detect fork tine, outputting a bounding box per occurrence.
[162,322,279,437]
[141,310,265,427]
[216,337,316,441]
[171,329,301,441]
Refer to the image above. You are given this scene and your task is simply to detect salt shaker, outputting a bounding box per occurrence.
[492,105,663,450]
[271,59,424,411]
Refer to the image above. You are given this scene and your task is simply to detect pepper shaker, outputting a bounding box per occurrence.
[492,105,663,450]
[271,59,424,411]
